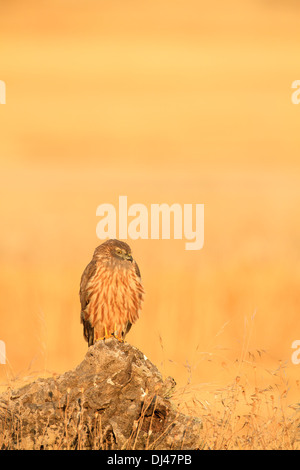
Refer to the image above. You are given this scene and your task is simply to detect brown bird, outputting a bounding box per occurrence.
[80,239,145,346]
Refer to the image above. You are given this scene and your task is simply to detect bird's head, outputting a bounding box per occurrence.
[112,242,133,262]
[94,239,134,264]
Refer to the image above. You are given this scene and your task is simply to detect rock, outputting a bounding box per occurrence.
[0,338,202,450]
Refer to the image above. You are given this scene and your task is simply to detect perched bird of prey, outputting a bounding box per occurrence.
[80,239,145,346]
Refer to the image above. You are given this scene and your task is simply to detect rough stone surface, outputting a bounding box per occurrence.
[0,339,202,450]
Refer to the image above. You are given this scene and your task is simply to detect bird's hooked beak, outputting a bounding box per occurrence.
[125,253,133,262]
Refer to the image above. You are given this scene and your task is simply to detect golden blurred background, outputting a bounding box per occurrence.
[0,0,300,406]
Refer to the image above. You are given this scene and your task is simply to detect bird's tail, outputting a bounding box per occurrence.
[81,312,94,346]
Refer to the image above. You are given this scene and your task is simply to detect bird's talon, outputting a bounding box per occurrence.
[113,333,124,343]
[96,332,114,341]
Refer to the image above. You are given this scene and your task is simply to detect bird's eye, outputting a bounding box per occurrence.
[116,248,122,254]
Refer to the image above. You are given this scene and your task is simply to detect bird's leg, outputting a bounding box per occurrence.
[104,325,114,340]
[97,325,123,342]
[97,325,114,341]
[113,323,124,343]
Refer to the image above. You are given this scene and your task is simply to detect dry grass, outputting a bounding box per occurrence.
[173,358,300,450]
